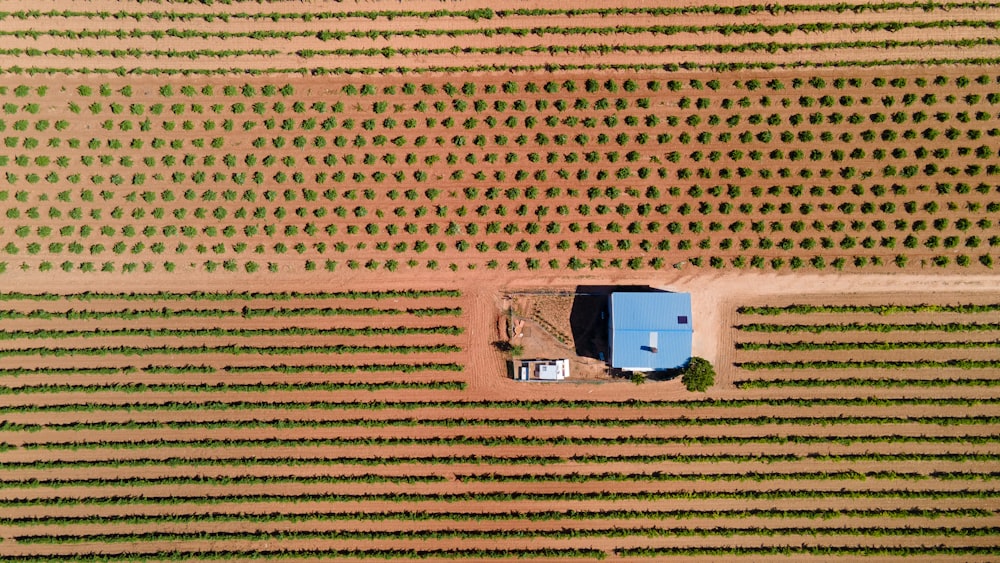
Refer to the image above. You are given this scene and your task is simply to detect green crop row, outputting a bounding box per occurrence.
[455,470,997,484]
[19,433,994,451]
[1,488,990,509]
[3,2,994,26]
[0,306,462,320]
[223,362,464,374]
[3,56,1000,78]
[3,470,991,489]
[0,395,994,415]
[295,38,1000,60]
[1,507,987,529]
[0,363,463,378]
[0,548,606,562]
[6,414,994,434]
[737,322,1000,334]
[0,289,461,301]
[0,325,464,341]
[737,302,1000,315]
[0,380,466,397]
[0,343,462,358]
[0,452,991,472]
[739,359,1000,370]
[16,525,999,545]
[0,48,281,59]
[618,546,996,557]
[0,366,131,378]
[574,452,999,464]
[0,455,564,472]
[737,339,1000,351]
[15,19,998,44]
[735,377,1000,388]
[0,473,446,490]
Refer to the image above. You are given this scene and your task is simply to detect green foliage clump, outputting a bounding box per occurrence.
[682,356,715,392]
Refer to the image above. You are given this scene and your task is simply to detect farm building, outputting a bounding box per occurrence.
[609,292,693,372]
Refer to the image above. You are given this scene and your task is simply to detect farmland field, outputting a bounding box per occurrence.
[0,0,998,560]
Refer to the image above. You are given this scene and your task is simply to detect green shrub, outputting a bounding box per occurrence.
[682,357,715,392]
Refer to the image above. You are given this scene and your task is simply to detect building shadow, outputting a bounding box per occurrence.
[569,285,656,360]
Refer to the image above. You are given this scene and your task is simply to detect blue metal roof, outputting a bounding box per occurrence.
[610,292,692,371]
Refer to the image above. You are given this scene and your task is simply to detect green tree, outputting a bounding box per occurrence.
[682,356,715,392]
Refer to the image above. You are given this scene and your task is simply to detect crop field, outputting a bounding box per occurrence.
[0,0,997,560]
[0,70,998,277]
[735,299,1000,375]
[0,289,997,561]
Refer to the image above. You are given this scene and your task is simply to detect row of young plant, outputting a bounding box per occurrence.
[18,26,998,49]
[3,469,991,489]
[0,325,464,341]
[737,339,1000,351]
[1,395,993,414]
[0,455,569,471]
[0,380,466,397]
[47,91,995,134]
[2,252,993,275]
[0,506,990,530]
[0,306,461,320]
[737,321,1000,333]
[0,362,464,378]
[0,289,461,301]
[6,33,993,63]
[19,433,993,451]
[571,452,999,464]
[0,452,993,470]
[3,184,995,225]
[2,488,991,508]
[4,225,995,261]
[17,1,1000,22]
[54,75,1000,117]
[293,38,1000,61]
[4,56,1000,77]
[738,302,1000,315]
[14,469,983,491]
[3,2,988,26]
[0,548,606,562]
[10,414,995,433]
[2,224,993,261]
[738,359,1000,370]
[452,470,997,484]
[0,343,461,358]
[0,473,448,490]
[7,158,997,192]
[0,179,977,207]
[9,40,1000,67]
[223,362,465,374]
[617,546,996,557]
[6,214,995,253]
[20,15,997,42]
[5,72,990,106]
[734,377,1000,389]
[15,525,999,545]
